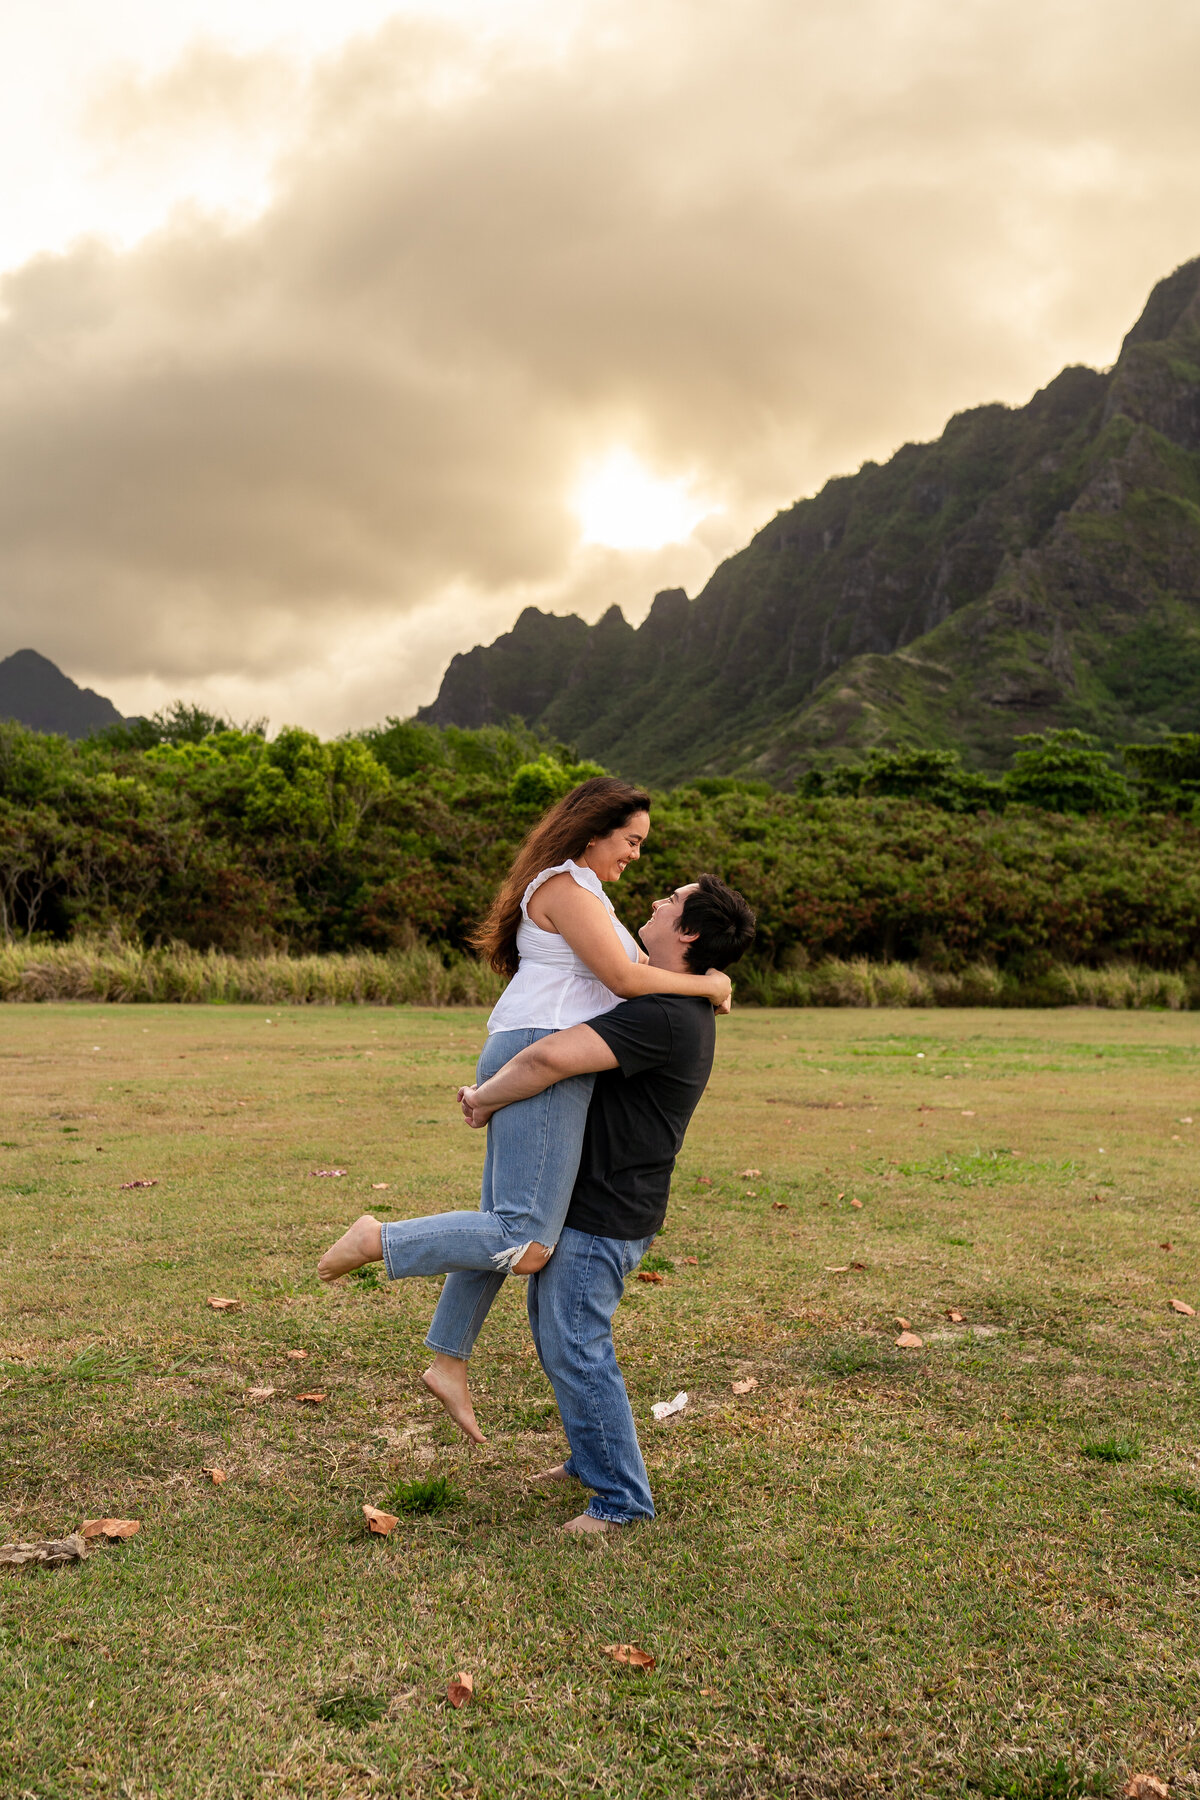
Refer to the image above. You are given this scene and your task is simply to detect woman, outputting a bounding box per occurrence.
[317,776,731,1441]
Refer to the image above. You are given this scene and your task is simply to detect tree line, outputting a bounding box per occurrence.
[2,708,1199,974]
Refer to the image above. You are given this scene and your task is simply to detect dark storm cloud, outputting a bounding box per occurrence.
[1,0,1198,727]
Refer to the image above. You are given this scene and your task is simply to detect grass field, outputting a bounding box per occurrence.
[2,1004,1199,1800]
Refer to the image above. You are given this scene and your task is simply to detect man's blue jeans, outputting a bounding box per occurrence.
[526,1227,657,1525]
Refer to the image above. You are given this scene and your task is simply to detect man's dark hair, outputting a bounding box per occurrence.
[679,874,756,972]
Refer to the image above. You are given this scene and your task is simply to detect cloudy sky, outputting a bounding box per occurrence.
[2,0,1198,734]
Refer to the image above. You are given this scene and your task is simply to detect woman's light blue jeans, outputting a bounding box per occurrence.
[376,1027,594,1360]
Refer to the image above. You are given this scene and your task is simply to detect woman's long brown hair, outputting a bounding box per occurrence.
[472,776,651,977]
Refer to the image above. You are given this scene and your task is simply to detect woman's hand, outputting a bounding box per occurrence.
[458,1084,495,1129]
[704,968,733,1011]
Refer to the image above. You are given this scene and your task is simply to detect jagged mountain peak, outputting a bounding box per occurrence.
[425,257,1200,784]
[1119,255,1200,357]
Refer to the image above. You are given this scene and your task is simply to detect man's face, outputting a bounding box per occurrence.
[638,882,700,958]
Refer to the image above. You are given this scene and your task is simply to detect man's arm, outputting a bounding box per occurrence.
[459,1024,618,1128]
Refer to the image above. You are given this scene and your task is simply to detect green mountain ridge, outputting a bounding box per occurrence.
[420,256,1200,782]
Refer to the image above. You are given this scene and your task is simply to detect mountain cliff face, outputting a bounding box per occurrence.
[421,257,1200,783]
[0,650,124,738]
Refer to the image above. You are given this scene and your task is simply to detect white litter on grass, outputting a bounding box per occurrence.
[651,1391,688,1421]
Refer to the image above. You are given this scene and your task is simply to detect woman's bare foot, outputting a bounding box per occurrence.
[317,1214,383,1284]
[532,1463,573,1483]
[421,1353,485,1444]
[561,1512,612,1535]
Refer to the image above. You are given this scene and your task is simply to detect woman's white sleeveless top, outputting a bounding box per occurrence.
[486,860,640,1034]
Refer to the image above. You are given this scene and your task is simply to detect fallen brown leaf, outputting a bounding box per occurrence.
[79,1519,140,1541]
[602,1643,656,1671]
[206,1296,240,1312]
[1124,1777,1169,1799]
[205,1468,227,1485]
[850,1198,863,1209]
[731,1378,758,1395]
[947,1309,966,1323]
[0,1533,88,1569]
[310,1168,348,1178]
[771,1201,789,1211]
[895,1331,925,1349]
[1169,1299,1195,1316]
[682,1256,698,1265]
[297,1391,327,1404]
[247,1386,275,1400]
[285,1349,308,1360]
[1160,1242,1174,1251]
[118,1178,158,1190]
[446,1671,474,1707]
[363,1504,399,1537]
[371,1182,390,1190]
[738,1168,761,1178]
[637,1271,665,1284]
[697,1176,713,1187]
[824,1265,850,1273]
[851,1261,866,1270]
[895,1316,911,1330]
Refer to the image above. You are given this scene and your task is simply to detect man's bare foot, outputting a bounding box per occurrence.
[421,1353,485,1444]
[317,1214,383,1283]
[561,1512,612,1535]
[532,1463,573,1483]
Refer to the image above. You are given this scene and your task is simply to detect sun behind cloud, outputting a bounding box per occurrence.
[572,448,715,551]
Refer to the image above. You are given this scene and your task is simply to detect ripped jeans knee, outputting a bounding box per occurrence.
[491,1240,555,1277]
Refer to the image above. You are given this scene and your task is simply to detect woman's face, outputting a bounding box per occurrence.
[584,810,650,883]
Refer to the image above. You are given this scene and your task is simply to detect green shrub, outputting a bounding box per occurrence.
[978,1755,1114,1798]
[1079,1434,1141,1463]
[1159,1481,1200,1514]
[386,1474,462,1515]
[5,714,1200,979]
[638,1251,675,1274]
[314,1690,388,1728]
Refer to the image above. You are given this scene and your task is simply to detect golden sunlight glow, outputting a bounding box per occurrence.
[572,448,712,550]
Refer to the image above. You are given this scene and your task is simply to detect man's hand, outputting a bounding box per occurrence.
[457,1084,495,1129]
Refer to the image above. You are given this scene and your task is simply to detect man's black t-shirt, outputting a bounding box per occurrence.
[562,995,716,1241]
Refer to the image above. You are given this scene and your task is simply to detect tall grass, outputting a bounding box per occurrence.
[0,938,505,1008]
[2,938,1197,1008]
[735,956,1199,1010]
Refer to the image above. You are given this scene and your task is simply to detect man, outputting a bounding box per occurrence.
[459,874,756,1534]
